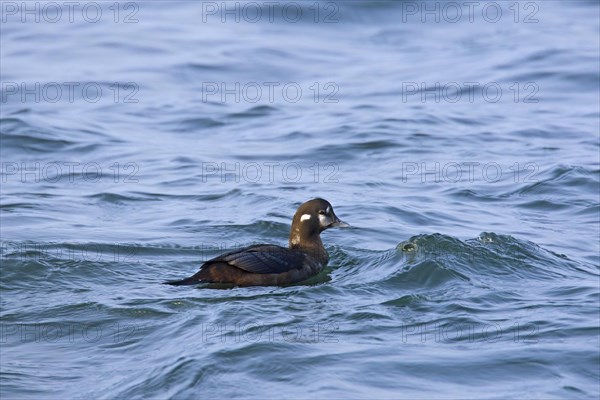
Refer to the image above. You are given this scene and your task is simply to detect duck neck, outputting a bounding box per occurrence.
[289,229,329,264]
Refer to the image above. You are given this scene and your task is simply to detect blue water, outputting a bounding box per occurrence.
[1,1,599,398]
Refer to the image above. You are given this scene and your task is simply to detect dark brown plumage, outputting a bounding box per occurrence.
[164,198,347,287]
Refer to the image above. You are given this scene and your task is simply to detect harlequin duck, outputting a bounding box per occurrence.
[164,198,348,287]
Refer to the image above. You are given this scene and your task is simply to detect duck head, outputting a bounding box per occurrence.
[289,198,348,249]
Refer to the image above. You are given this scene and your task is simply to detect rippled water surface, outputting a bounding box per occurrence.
[1,1,599,399]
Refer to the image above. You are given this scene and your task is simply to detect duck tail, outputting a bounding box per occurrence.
[163,276,202,286]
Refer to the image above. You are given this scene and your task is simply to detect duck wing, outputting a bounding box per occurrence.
[208,244,306,274]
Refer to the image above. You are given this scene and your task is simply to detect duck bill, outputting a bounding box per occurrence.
[330,216,350,228]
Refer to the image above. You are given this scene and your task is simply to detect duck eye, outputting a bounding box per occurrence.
[318,210,326,215]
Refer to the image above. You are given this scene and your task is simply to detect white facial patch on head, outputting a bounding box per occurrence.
[326,206,331,214]
[319,214,329,226]
[300,214,311,221]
